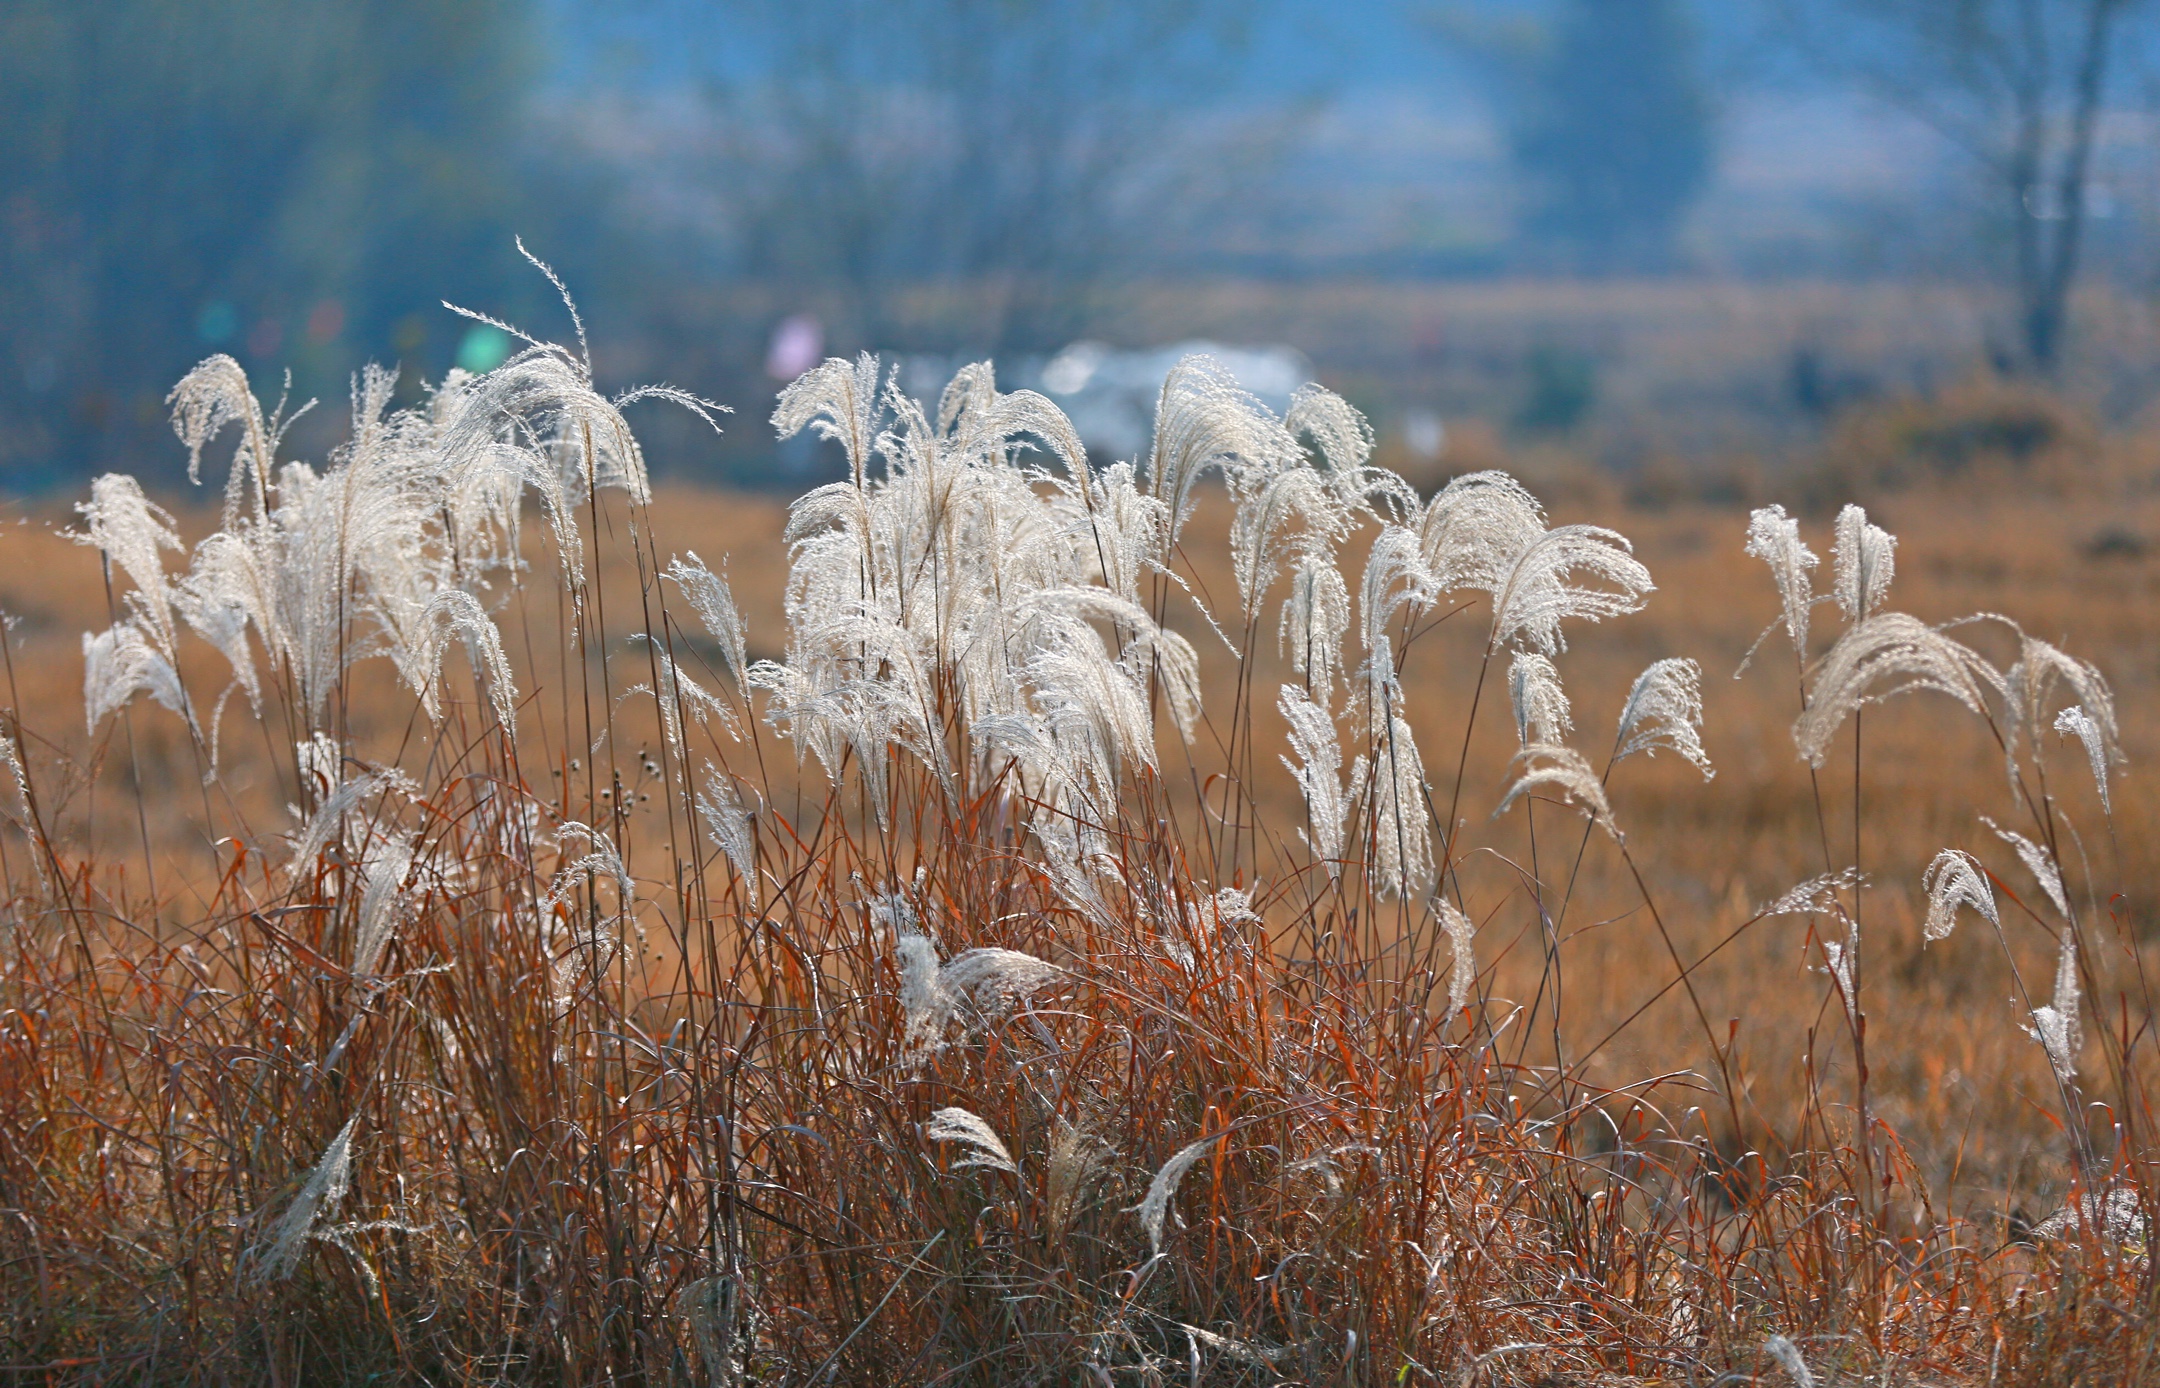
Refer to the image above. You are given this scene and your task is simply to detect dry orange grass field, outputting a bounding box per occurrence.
[1,345,2156,1382]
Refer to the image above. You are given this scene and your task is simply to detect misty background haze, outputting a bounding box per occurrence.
[4,0,2157,489]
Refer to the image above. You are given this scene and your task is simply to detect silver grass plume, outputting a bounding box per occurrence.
[1983,817,2071,918]
[1278,685,1348,876]
[1440,897,1477,1012]
[1279,556,1351,699]
[2002,632,2118,798]
[75,474,182,653]
[1488,524,1654,655]
[1921,849,1997,942]
[665,551,752,689]
[396,590,518,736]
[296,733,342,795]
[1831,504,1896,621]
[695,767,759,908]
[2027,920,2082,1084]
[83,622,195,735]
[924,1108,1018,1175]
[290,768,407,873]
[1348,652,1435,899]
[1763,1335,1817,1388]
[542,821,635,918]
[1131,1132,1226,1257]
[1792,613,2001,768]
[2055,705,2115,814]
[627,636,741,755]
[1743,504,1820,661]
[259,1116,358,1281]
[1507,651,1572,748]
[1046,1120,1112,1238]
[775,354,883,484]
[1147,355,1298,546]
[1358,525,1432,653]
[167,353,283,527]
[892,927,1059,1061]
[1614,657,1713,778]
[352,835,413,978]
[1418,470,1546,598]
[1284,383,1375,476]
[1497,744,1618,840]
[1759,867,1865,918]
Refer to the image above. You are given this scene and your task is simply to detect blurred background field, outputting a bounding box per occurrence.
[8,1,2160,490]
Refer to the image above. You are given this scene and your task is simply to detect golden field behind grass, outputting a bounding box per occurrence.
[1,350,2157,1382]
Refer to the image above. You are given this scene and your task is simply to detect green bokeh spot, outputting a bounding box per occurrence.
[455,324,512,374]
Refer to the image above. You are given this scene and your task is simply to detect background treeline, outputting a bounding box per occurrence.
[3,0,2156,487]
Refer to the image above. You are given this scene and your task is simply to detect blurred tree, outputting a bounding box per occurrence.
[1783,0,2148,373]
[0,0,540,484]
[686,0,1266,354]
[1506,0,1716,270]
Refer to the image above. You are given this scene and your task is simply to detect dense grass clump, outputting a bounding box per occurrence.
[1,279,2155,1383]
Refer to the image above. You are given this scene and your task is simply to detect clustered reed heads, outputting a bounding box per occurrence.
[0,288,2151,1385]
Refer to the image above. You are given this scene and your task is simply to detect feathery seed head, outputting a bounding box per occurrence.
[1831,504,1896,622]
[924,1108,1018,1175]
[1507,651,1572,748]
[1615,657,1712,778]
[1921,849,1996,941]
[1743,504,1819,661]
[1497,743,1618,839]
[1792,613,2001,768]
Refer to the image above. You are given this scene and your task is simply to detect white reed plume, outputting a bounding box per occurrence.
[1921,849,1997,942]
[393,590,518,736]
[1614,657,1713,778]
[259,1116,358,1281]
[1279,556,1351,700]
[1763,1335,1816,1388]
[1131,1132,1226,1257]
[1791,613,2001,768]
[2055,705,2116,814]
[1230,464,1351,623]
[2031,1187,2145,1245]
[627,636,741,756]
[167,353,286,527]
[1147,355,1299,547]
[1348,660,1435,898]
[892,928,1059,1061]
[1487,523,1654,655]
[2026,920,2082,1084]
[1507,651,1572,748]
[695,767,759,908]
[1046,1120,1112,1237]
[1278,685,1348,876]
[665,551,752,690]
[1983,817,2071,918]
[296,733,342,796]
[175,530,279,714]
[1742,504,1819,662]
[352,834,413,978]
[82,622,195,735]
[542,821,635,918]
[289,767,408,873]
[1440,897,1478,1012]
[923,1108,1018,1175]
[1418,470,1546,598]
[1358,525,1432,652]
[1285,383,1375,476]
[1831,504,1896,622]
[1497,744,1619,840]
[75,474,182,652]
[1758,866,1864,918]
[2001,632,2119,798]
